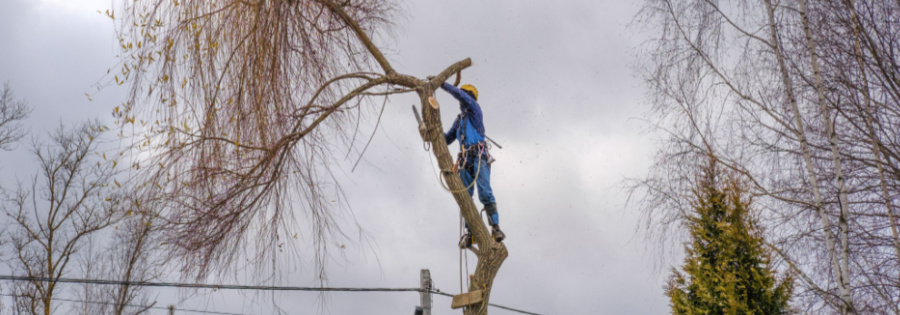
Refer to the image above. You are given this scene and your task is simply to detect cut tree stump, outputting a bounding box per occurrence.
[428,96,440,109]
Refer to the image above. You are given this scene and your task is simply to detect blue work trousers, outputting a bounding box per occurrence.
[459,154,498,225]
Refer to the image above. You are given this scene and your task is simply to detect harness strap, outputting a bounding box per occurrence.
[455,142,489,173]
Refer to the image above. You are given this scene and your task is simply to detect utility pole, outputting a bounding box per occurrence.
[418,269,432,315]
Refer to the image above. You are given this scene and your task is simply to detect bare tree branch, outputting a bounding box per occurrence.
[3,120,122,315]
[0,82,31,151]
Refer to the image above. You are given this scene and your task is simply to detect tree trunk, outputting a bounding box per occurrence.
[845,0,900,273]
[798,0,854,312]
[764,0,851,312]
[418,69,509,314]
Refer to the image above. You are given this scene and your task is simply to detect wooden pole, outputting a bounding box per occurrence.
[420,269,432,315]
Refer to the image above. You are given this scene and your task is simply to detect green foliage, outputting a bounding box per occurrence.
[667,159,793,315]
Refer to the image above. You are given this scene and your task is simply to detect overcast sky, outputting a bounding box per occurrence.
[0,0,668,314]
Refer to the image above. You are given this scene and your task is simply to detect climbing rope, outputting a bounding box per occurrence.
[459,213,464,293]
[465,219,471,285]
[459,212,472,292]
[415,100,488,195]
[438,144,486,194]
[465,243,471,288]
[451,147,485,293]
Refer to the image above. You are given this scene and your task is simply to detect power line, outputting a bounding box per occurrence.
[0,275,419,292]
[0,293,248,315]
[430,291,542,315]
[0,275,541,315]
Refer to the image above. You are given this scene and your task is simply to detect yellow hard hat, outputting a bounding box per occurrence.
[460,84,478,101]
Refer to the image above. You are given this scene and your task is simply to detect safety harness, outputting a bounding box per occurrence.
[453,111,493,175]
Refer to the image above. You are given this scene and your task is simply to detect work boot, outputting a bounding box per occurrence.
[492,225,506,242]
[459,231,473,249]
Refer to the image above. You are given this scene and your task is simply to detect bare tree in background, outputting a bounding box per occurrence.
[634,0,900,313]
[115,0,505,313]
[72,203,163,315]
[69,193,162,315]
[75,237,107,315]
[814,1,900,312]
[0,82,31,151]
[3,121,121,315]
[0,81,29,314]
[103,200,162,315]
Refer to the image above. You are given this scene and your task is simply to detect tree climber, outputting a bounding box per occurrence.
[438,81,505,248]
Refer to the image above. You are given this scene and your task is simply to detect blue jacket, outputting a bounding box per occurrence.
[442,82,486,147]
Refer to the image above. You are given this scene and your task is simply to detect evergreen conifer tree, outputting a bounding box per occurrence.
[667,158,793,314]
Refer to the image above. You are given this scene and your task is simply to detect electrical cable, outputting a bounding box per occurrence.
[0,275,541,315]
[0,275,421,292]
[430,291,542,315]
[0,293,248,315]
